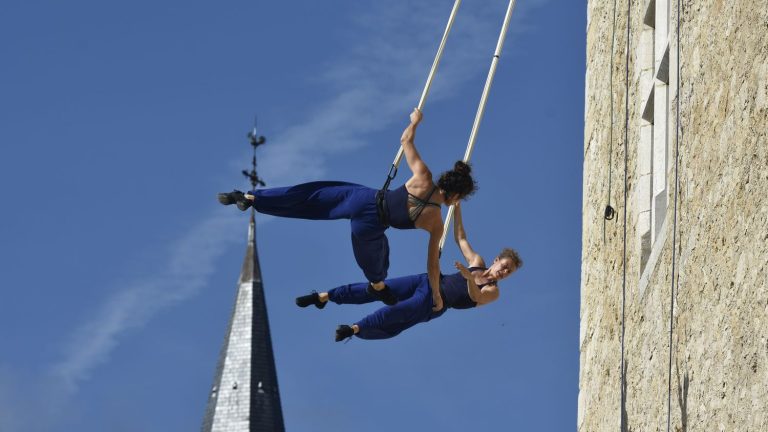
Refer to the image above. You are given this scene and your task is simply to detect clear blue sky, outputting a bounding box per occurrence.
[0,1,585,430]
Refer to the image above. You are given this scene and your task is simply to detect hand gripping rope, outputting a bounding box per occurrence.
[438,0,518,252]
[379,0,463,196]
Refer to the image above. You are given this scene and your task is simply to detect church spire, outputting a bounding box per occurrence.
[202,119,285,432]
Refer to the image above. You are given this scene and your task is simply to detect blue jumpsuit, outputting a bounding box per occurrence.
[249,181,431,283]
[327,268,487,340]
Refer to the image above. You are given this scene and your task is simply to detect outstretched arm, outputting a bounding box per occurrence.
[453,202,484,267]
[400,108,431,179]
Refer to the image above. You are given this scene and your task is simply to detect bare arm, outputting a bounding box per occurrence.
[427,225,444,311]
[453,202,484,267]
[400,108,430,179]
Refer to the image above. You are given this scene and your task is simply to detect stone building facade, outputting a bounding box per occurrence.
[579,0,767,430]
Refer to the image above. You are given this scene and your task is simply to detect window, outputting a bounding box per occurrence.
[637,0,670,273]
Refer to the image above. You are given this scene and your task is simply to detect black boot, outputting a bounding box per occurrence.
[295,291,327,309]
[367,283,398,306]
[217,190,252,211]
[335,325,354,342]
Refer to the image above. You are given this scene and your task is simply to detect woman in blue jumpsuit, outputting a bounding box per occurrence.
[219,109,476,309]
[295,202,523,341]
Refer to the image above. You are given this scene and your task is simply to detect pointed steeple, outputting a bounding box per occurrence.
[202,120,284,431]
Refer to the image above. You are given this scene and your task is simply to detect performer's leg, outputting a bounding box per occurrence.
[353,274,433,340]
[326,281,375,305]
[247,181,364,220]
[326,274,424,305]
[350,229,389,284]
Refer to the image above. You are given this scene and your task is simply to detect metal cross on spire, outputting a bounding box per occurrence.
[242,117,267,189]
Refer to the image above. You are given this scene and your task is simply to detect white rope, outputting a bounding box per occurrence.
[439,0,518,251]
[390,0,463,172]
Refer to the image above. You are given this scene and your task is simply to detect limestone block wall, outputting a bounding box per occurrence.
[579,0,768,431]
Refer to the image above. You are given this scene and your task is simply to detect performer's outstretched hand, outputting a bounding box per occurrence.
[455,261,472,279]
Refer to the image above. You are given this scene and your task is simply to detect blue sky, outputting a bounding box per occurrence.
[0,1,584,430]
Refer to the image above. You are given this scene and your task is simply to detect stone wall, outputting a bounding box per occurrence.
[579,0,768,431]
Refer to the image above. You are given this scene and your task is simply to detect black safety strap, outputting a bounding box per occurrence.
[376,164,399,227]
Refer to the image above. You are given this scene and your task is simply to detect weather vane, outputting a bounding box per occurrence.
[242,116,267,189]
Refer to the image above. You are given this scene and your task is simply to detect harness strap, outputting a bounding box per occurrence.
[375,164,399,228]
[375,190,390,228]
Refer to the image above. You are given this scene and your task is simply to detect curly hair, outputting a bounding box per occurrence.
[497,248,522,271]
[437,161,477,200]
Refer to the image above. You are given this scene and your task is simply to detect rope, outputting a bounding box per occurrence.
[666,0,682,430]
[385,0,462,187]
[619,0,631,429]
[438,0,518,251]
[603,0,620,247]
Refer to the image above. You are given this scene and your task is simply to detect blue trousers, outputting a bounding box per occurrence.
[249,181,389,283]
[328,274,444,340]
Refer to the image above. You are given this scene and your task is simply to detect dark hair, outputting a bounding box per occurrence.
[437,161,477,200]
[497,248,522,271]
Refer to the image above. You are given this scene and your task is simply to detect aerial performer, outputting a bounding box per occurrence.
[295,201,522,341]
[218,108,476,311]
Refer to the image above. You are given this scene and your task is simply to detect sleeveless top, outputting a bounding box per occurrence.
[384,185,441,229]
[440,267,494,309]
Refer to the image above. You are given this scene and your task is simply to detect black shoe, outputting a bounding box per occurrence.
[217,190,244,205]
[236,199,252,211]
[335,325,354,342]
[295,291,327,309]
[217,190,252,211]
[367,283,398,306]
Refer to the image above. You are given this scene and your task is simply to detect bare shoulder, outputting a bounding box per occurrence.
[405,173,434,195]
[477,285,500,305]
[468,254,486,268]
